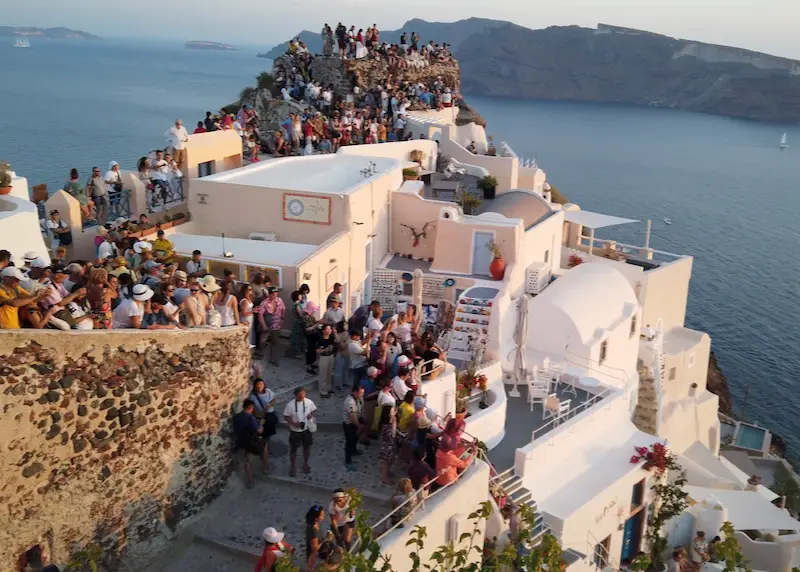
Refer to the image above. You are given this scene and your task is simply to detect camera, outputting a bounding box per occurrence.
[299,421,306,430]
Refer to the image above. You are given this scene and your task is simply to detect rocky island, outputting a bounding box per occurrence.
[0,26,101,40]
[185,40,236,51]
[269,18,800,123]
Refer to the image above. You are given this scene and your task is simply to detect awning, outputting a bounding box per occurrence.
[685,486,800,531]
[564,210,639,229]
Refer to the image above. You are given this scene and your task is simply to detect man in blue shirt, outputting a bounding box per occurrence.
[233,399,267,487]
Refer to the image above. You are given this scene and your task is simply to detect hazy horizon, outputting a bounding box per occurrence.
[6,0,800,60]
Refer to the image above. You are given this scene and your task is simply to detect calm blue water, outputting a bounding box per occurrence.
[0,39,266,189]
[1,41,798,462]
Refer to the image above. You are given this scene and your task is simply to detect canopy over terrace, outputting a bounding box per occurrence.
[564,210,639,256]
[685,486,800,531]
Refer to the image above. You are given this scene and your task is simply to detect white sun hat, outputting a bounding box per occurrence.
[262,527,285,544]
[133,241,152,254]
[131,284,154,301]
[199,274,221,293]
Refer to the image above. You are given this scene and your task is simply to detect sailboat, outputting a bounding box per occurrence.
[14,38,30,48]
[780,132,788,149]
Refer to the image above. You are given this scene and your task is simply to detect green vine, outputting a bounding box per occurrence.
[643,447,689,569]
[64,544,101,572]
[274,492,563,571]
[715,522,751,572]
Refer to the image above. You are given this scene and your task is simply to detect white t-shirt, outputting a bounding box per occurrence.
[282,398,317,432]
[394,322,411,344]
[165,125,190,150]
[47,219,68,239]
[392,376,411,401]
[367,317,383,342]
[348,340,367,369]
[98,241,116,260]
[328,498,355,525]
[378,390,395,407]
[112,298,144,329]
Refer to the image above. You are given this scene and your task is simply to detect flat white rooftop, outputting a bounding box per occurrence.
[200,154,402,195]
[169,233,318,267]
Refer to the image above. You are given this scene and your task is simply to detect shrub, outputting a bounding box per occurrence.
[239,86,256,102]
[402,167,419,178]
[477,175,498,191]
[256,71,275,91]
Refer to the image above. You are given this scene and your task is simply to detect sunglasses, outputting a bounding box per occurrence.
[190,288,200,293]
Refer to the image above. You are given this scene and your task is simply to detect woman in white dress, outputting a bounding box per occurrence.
[239,283,256,345]
[355,28,368,59]
[214,280,239,327]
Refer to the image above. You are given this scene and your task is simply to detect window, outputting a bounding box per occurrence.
[687,352,696,368]
[198,160,214,178]
[593,536,611,568]
[631,479,645,510]
[668,367,677,381]
[630,315,637,338]
[543,249,550,264]
[403,283,413,296]
[599,340,608,364]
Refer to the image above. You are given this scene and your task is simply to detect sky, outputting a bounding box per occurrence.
[6,0,800,59]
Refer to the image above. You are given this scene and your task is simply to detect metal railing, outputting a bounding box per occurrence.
[108,188,132,221]
[530,386,614,442]
[156,178,185,210]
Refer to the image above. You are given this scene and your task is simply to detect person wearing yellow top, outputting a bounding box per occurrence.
[152,229,177,263]
[397,391,415,433]
[0,267,44,329]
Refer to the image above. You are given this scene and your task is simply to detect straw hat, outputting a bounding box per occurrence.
[113,256,127,267]
[133,241,152,254]
[199,275,221,293]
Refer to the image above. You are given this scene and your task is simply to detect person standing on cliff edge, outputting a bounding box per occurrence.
[165,119,189,169]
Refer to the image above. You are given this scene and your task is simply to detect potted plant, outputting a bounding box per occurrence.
[487,240,506,280]
[478,175,498,199]
[0,162,12,196]
[402,167,420,181]
[459,193,481,215]
[567,253,584,268]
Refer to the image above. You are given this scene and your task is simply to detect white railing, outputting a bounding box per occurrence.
[367,451,483,544]
[531,386,614,442]
[577,236,684,264]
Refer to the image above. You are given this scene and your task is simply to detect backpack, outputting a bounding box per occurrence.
[347,304,369,335]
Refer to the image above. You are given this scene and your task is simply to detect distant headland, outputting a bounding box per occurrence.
[267,18,800,123]
[0,25,101,40]
[185,40,236,51]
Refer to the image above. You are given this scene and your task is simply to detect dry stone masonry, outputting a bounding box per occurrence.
[0,327,250,571]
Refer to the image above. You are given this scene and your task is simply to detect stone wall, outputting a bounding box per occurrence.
[0,327,250,571]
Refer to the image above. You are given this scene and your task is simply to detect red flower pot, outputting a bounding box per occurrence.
[0,187,12,196]
[489,257,506,280]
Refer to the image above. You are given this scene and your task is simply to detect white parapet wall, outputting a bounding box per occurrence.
[0,194,51,262]
[464,361,507,450]
[377,459,491,571]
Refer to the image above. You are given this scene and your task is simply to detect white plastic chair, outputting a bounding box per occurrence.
[528,381,552,412]
[561,373,577,397]
[543,398,571,424]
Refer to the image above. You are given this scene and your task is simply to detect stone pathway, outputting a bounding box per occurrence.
[264,426,396,500]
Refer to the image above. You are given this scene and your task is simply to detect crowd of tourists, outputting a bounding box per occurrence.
[0,226,262,331]
[57,119,191,226]
[233,284,478,570]
[190,26,460,163]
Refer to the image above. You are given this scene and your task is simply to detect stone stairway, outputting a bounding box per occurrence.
[493,469,546,544]
[633,359,659,435]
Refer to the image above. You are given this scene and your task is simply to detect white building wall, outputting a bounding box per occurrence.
[378,460,491,571]
[0,195,50,263]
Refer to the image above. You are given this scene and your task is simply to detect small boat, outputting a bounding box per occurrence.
[14,38,30,48]
[780,132,788,149]
[663,218,672,225]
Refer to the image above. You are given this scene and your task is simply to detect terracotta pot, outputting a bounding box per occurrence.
[403,174,420,181]
[0,187,12,196]
[489,257,506,280]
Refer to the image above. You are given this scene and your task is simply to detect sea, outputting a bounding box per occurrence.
[2,39,799,462]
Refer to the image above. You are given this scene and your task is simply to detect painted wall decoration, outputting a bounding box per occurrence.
[371,269,399,310]
[400,221,436,247]
[282,192,332,225]
[422,277,445,300]
[325,266,338,291]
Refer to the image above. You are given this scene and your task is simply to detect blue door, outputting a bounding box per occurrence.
[620,511,644,562]
[472,232,494,276]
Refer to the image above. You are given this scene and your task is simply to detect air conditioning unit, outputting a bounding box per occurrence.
[248,232,278,242]
[526,261,552,295]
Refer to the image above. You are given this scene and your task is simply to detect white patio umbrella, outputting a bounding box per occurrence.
[508,296,529,398]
